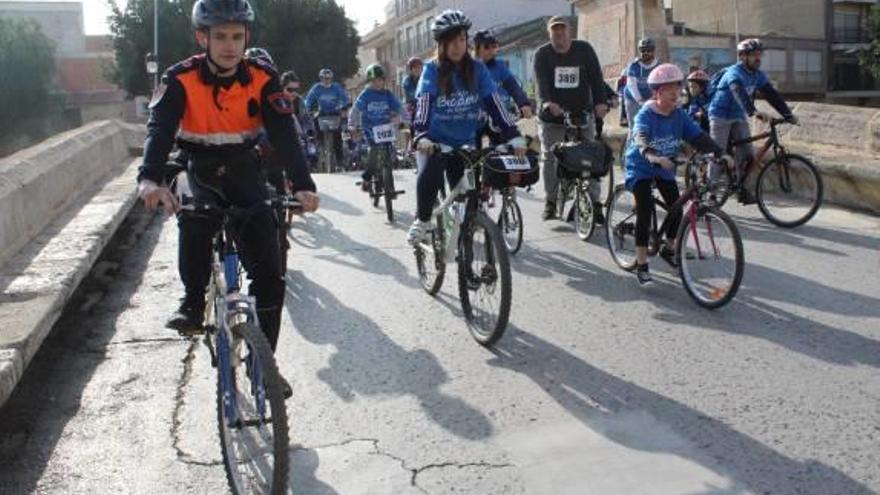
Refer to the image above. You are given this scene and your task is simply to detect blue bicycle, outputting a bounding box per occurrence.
[185,195,298,495]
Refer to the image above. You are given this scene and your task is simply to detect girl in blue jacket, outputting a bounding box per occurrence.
[407,10,526,245]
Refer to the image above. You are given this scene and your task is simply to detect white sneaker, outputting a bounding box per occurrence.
[407,219,432,246]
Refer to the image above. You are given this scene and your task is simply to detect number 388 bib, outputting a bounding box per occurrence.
[555,66,580,89]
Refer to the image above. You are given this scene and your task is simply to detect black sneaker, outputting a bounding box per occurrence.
[280,376,293,399]
[738,189,757,205]
[542,201,558,221]
[636,264,653,286]
[593,207,605,226]
[166,300,204,334]
[658,245,677,267]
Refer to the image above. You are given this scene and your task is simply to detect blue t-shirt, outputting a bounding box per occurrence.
[305,82,350,115]
[487,58,513,99]
[686,91,711,130]
[708,62,770,121]
[624,58,659,102]
[402,75,419,105]
[416,59,500,148]
[624,102,702,188]
[354,88,402,143]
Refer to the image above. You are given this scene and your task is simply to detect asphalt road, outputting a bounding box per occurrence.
[1,170,878,495]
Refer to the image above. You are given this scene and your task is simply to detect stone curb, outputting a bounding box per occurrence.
[0,160,140,407]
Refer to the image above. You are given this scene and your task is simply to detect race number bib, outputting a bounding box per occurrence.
[499,155,532,171]
[372,123,396,143]
[555,67,580,88]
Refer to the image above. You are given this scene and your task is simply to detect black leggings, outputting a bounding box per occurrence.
[416,152,466,222]
[633,178,681,248]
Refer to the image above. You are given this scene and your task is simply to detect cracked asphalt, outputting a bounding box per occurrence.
[0,171,878,494]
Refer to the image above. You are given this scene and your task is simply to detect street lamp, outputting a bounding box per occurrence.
[153,0,158,88]
[145,52,158,89]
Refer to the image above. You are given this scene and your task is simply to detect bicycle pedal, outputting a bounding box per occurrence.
[178,326,207,338]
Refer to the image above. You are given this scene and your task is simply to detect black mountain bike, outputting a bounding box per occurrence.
[709,118,823,228]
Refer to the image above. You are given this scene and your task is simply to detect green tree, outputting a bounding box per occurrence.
[859,5,880,79]
[106,0,359,97]
[107,0,198,97]
[0,18,59,143]
[255,0,360,86]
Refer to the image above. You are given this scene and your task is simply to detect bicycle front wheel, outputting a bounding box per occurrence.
[497,193,523,255]
[756,153,823,228]
[574,184,595,241]
[458,212,512,347]
[217,322,290,495]
[605,185,638,271]
[675,206,744,309]
[414,212,446,295]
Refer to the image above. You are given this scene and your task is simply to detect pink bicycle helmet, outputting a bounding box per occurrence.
[647,63,684,89]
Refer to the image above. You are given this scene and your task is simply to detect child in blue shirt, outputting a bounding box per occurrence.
[348,64,402,189]
[473,30,532,147]
[305,68,351,166]
[685,69,711,132]
[624,63,729,285]
[407,10,526,245]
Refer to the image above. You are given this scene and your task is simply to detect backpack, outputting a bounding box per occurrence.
[707,66,729,99]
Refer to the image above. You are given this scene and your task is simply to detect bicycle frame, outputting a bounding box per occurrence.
[200,213,267,428]
[418,147,491,259]
[649,158,722,261]
[729,119,786,182]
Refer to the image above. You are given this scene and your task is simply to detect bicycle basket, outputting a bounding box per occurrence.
[483,151,540,189]
[553,139,613,179]
[317,115,341,131]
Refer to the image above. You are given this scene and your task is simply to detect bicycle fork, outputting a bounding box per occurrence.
[686,204,721,261]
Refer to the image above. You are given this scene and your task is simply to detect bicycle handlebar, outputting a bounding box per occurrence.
[182,196,303,215]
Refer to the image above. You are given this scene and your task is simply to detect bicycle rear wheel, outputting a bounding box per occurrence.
[371,148,382,208]
[605,185,638,271]
[217,322,290,495]
[383,152,395,223]
[574,183,595,241]
[458,212,512,347]
[496,193,523,255]
[756,154,822,228]
[675,206,744,309]
[414,212,445,295]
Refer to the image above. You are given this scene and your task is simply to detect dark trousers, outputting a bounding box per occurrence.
[632,178,681,248]
[416,152,466,222]
[179,153,285,350]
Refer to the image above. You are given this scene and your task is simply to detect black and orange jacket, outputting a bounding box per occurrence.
[139,54,315,192]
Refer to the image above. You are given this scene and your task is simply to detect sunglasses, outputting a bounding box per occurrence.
[640,49,655,54]
[283,86,297,93]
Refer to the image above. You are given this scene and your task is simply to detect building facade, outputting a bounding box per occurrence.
[0,1,130,122]
[351,0,572,98]
[571,0,880,102]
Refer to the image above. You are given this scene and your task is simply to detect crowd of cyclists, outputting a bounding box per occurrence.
[135,0,803,395]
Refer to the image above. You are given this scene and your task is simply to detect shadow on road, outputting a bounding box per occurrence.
[512,243,880,368]
[284,271,493,441]
[489,326,876,495]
